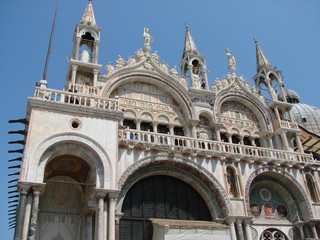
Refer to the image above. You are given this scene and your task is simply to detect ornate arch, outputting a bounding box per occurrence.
[244,167,314,221]
[117,155,232,219]
[213,91,271,132]
[26,132,113,189]
[101,72,195,119]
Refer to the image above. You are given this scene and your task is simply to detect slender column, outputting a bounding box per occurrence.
[84,208,95,240]
[93,69,99,88]
[273,106,281,122]
[115,213,123,240]
[215,128,221,141]
[243,219,253,240]
[188,64,195,87]
[136,120,142,131]
[309,222,319,239]
[169,124,174,135]
[22,194,33,240]
[279,130,290,151]
[203,68,209,90]
[14,184,31,240]
[74,37,81,60]
[267,136,274,149]
[225,217,237,240]
[71,65,78,84]
[295,133,304,153]
[236,219,244,240]
[104,201,108,240]
[28,185,45,240]
[227,134,232,144]
[95,191,107,240]
[108,192,119,240]
[295,222,305,240]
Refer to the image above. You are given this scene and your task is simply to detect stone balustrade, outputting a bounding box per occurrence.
[274,120,299,131]
[220,116,259,129]
[33,87,119,111]
[67,83,99,95]
[119,129,316,166]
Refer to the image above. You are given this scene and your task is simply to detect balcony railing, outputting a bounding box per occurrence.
[68,83,99,95]
[274,120,299,131]
[33,87,119,111]
[119,129,316,165]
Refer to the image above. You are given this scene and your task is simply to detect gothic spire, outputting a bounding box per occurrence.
[182,24,199,59]
[80,0,97,26]
[254,38,272,71]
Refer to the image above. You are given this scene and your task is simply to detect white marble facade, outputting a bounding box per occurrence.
[12,2,320,240]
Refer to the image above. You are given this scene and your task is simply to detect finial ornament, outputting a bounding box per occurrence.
[185,21,189,30]
[254,37,258,44]
[143,27,152,53]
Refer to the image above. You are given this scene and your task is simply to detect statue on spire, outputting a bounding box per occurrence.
[143,27,152,53]
[225,48,236,76]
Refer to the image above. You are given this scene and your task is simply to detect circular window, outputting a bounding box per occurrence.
[70,119,82,130]
[276,205,288,218]
[259,188,272,201]
[250,203,261,216]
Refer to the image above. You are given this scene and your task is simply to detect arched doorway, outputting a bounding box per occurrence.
[120,175,212,240]
[37,155,93,240]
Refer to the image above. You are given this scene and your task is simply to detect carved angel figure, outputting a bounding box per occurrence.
[136,49,145,61]
[127,56,136,66]
[116,55,126,69]
[170,66,179,78]
[106,62,114,75]
[143,27,152,45]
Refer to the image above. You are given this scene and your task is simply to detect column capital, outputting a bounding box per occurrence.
[93,68,100,75]
[17,182,32,195]
[84,207,96,216]
[108,190,120,200]
[94,188,108,199]
[72,65,79,71]
[224,216,237,224]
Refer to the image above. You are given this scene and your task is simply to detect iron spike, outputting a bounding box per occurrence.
[8,157,22,162]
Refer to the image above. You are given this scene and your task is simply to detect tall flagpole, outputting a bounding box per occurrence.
[42,0,61,81]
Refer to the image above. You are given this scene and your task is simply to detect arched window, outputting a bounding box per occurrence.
[260,228,288,240]
[306,174,319,203]
[226,166,240,198]
[123,119,136,129]
[120,175,211,240]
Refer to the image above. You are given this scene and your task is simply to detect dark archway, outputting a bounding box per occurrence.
[120,175,211,240]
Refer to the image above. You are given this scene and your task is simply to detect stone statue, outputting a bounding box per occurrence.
[127,56,136,66]
[80,50,90,63]
[143,27,152,45]
[116,55,126,69]
[136,48,145,61]
[151,51,160,64]
[169,66,179,78]
[179,76,188,87]
[160,61,169,72]
[105,62,114,75]
[225,48,236,76]
[143,27,152,53]
[193,74,201,89]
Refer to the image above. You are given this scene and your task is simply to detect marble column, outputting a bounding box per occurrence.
[14,184,31,240]
[93,69,99,88]
[108,192,118,240]
[225,217,237,240]
[28,185,45,240]
[95,191,107,240]
[115,213,123,240]
[236,219,244,240]
[309,222,319,239]
[295,222,305,240]
[215,128,221,141]
[279,130,290,151]
[74,37,81,60]
[243,219,253,240]
[295,133,304,153]
[84,208,95,240]
[71,65,78,85]
[21,194,33,240]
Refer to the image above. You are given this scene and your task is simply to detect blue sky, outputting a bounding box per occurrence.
[1,0,319,238]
